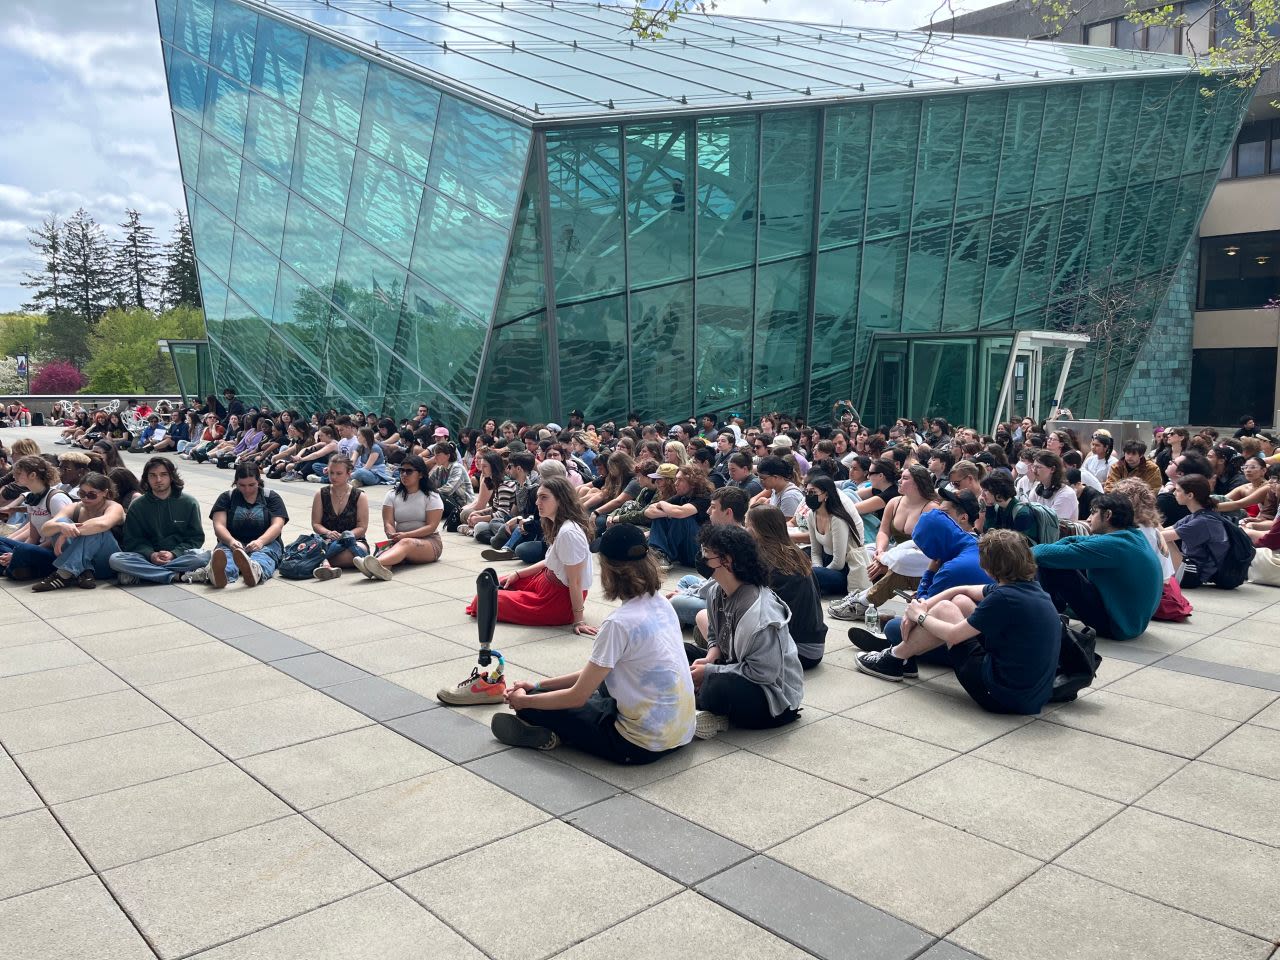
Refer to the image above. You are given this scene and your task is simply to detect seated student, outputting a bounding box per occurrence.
[745,505,827,669]
[1246,467,1280,584]
[581,450,639,535]
[32,472,126,590]
[750,455,804,519]
[1033,492,1162,639]
[491,523,696,761]
[646,465,713,570]
[1027,451,1078,521]
[688,524,804,738]
[480,452,542,557]
[1105,440,1161,492]
[805,473,869,596]
[310,455,369,581]
[188,463,288,588]
[54,451,91,498]
[0,456,74,581]
[1111,478,1176,589]
[466,476,593,630]
[196,413,242,463]
[1217,455,1276,524]
[133,415,169,453]
[1082,430,1118,485]
[283,425,338,480]
[1062,449,1102,494]
[1157,451,1211,526]
[458,450,504,536]
[108,457,208,584]
[725,451,764,498]
[430,441,471,530]
[354,454,443,580]
[1162,475,1229,589]
[1207,443,1247,496]
[667,486,748,628]
[855,530,1061,715]
[102,412,133,451]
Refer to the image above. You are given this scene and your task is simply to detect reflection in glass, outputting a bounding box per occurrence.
[228,228,280,319]
[557,296,630,418]
[346,149,424,267]
[753,257,810,395]
[398,274,488,402]
[697,115,759,274]
[411,188,510,321]
[300,38,367,142]
[819,104,870,248]
[546,126,626,303]
[209,0,256,83]
[204,72,249,151]
[474,314,554,423]
[243,93,298,182]
[291,119,356,212]
[625,120,693,287]
[695,269,754,409]
[251,15,307,110]
[758,112,817,262]
[630,282,692,420]
[428,96,528,223]
[358,64,440,181]
[281,193,342,296]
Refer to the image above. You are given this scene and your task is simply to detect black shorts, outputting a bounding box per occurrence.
[948,638,1017,714]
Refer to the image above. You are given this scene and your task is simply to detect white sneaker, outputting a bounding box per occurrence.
[306,474,323,483]
[207,552,228,589]
[694,711,729,740]
[313,565,341,581]
[246,560,264,587]
[827,591,867,621]
[362,556,393,581]
[181,567,208,585]
[352,555,372,579]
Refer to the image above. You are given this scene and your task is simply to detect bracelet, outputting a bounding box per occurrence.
[531,681,542,692]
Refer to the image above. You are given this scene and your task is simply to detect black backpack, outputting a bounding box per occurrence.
[279,534,328,580]
[1209,513,1257,590]
[1050,616,1101,703]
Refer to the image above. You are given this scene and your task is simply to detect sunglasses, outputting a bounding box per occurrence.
[399,468,418,475]
[80,490,102,501]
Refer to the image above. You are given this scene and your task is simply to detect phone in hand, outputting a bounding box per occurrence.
[893,589,916,603]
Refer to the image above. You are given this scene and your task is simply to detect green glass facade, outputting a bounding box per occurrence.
[158,0,1251,425]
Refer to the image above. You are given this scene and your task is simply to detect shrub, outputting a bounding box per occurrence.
[30,361,86,395]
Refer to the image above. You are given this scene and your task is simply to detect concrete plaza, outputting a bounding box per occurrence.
[2,427,1279,960]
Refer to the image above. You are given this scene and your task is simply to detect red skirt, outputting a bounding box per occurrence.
[466,569,585,627]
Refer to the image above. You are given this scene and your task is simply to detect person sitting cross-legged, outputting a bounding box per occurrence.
[32,472,126,591]
[355,454,443,581]
[667,486,748,629]
[646,465,714,571]
[491,523,696,763]
[856,529,1062,715]
[108,457,208,585]
[187,463,288,588]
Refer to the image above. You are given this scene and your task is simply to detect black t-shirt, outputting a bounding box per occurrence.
[669,493,712,524]
[965,580,1061,714]
[211,488,289,545]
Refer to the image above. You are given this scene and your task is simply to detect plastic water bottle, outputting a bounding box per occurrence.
[864,602,879,636]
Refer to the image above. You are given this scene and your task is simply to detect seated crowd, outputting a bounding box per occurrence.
[5,398,1279,764]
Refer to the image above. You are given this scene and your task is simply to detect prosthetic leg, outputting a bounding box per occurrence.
[436,568,507,705]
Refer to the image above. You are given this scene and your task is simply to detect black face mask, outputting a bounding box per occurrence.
[804,493,822,510]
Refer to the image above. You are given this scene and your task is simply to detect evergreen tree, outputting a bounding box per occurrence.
[61,207,116,326]
[20,215,65,314]
[162,211,202,309]
[114,209,161,311]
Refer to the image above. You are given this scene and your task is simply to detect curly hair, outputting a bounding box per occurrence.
[1112,477,1161,529]
[12,455,59,488]
[698,523,769,586]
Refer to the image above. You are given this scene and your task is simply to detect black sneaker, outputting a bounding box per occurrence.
[848,626,890,653]
[855,649,906,682]
[491,713,560,750]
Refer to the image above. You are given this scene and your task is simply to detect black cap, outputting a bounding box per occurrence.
[590,523,650,561]
[570,409,585,419]
[939,486,981,524]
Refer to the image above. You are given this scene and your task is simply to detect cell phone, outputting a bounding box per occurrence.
[894,589,916,602]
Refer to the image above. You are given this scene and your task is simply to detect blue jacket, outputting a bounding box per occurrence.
[913,510,993,598]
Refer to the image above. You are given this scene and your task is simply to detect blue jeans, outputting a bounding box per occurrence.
[108,549,210,584]
[352,468,387,486]
[515,540,546,564]
[324,533,367,561]
[811,561,849,595]
[670,574,708,626]
[883,616,951,666]
[212,544,280,581]
[54,532,119,577]
[0,537,56,579]
[648,516,701,567]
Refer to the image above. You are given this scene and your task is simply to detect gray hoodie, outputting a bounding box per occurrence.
[704,583,805,717]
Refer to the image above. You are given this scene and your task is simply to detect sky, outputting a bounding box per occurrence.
[0,0,1003,315]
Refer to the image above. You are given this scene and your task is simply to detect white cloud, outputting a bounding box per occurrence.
[0,23,162,94]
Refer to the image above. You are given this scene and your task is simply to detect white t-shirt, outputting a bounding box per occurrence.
[28,490,73,544]
[589,592,696,752]
[770,482,805,519]
[544,521,593,588]
[381,488,443,532]
[1083,453,1117,485]
[1140,525,1176,581]
[1026,483,1079,521]
[1078,469,1104,493]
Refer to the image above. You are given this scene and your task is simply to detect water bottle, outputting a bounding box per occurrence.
[864,602,879,636]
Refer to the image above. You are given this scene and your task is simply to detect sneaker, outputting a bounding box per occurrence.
[306,474,323,483]
[75,570,96,590]
[32,572,73,592]
[207,552,228,589]
[230,546,256,586]
[481,548,517,561]
[362,555,393,581]
[847,626,890,653]
[349,479,364,489]
[693,711,729,740]
[457,524,472,537]
[281,471,299,482]
[491,713,560,750]
[246,560,264,587]
[312,565,341,581]
[180,567,208,585]
[651,549,673,573]
[828,595,867,622]
[437,667,507,705]
[352,555,372,579]
[855,649,906,682]
[115,572,141,586]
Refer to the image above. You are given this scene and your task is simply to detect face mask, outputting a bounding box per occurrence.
[804,493,822,510]
[1016,461,1029,477]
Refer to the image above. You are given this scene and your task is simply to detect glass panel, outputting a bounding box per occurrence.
[753,257,810,395]
[332,230,408,347]
[1183,0,1213,54]
[1113,183,1154,282]
[558,295,629,418]
[1100,81,1143,191]
[326,312,393,408]
[1085,188,1125,278]
[398,275,488,401]
[203,72,249,150]
[1139,179,1177,275]
[545,125,626,302]
[291,118,355,212]
[942,219,991,331]
[235,162,288,256]
[695,269,754,410]
[857,236,908,368]
[812,245,859,394]
[474,314,554,423]
[262,334,326,410]
[1199,231,1280,309]
[1155,81,1195,181]
[384,361,469,428]
[196,261,228,340]
[174,0,214,60]
[1270,119,1280,174]
[346,149,424,267]
[1085,22,1113,45]
[209,0,256,82]
[1236,122,1267,177]
[158,0,178,43]
[1129,80,1172,183]
[195,134,241,217]
[624,120,693,286]
[358,64,439,182]
[272,266,330,372]
[243,92,298,182]
[631,282,693,420]
[909,339,975,425]
[864,100,920,238]
[1049,195,1094,303]
[819,104,870,248]
[174,115,202,186]
[300,38,367,142]
[427,96,528,223]
[1147,21,1177,52]
[1115,19,1145,49]
[167,48,209,125]
[696,114,759,274]
[493,172,545,322]
[903,226,950,333]
[1032,86,1079,206]
[227,228,279,318]
[222,290,272,380]
[251,15,307,110]
[411,188,511,321]
[981,210,1028,327]
[758,111,817,261]
[281,193,342,297]
[912,97,965,230]
[995,89,1044,212]
[1067,83,1111,198]
[954,92,1006,222]
[1015,205,1061,316]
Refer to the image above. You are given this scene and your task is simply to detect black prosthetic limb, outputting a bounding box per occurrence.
[475,567,504,678]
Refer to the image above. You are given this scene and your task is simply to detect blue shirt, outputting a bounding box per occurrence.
[967,580,1062,714]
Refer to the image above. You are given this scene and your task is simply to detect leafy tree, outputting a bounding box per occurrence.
[20,215,65,315]
[30,360,85,395]
[0,313,47,362]
[43,309,93,367]
[61,207,115,327]
[162,211,201,309]
[114,209,161,311]
[0,357,25,393]
[83,305,207,393]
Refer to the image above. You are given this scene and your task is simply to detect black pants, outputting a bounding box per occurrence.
[517,688,678,766]
[949,639,1027,715]
[1037,567,1116,638]
[684,642,799,730]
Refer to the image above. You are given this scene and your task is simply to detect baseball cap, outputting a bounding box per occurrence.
[546,422,563,433]
[938,486,981,524]
[772,435,793,450]
[648,462,679,480]
[590,522,650,561]
[433,426,449,437]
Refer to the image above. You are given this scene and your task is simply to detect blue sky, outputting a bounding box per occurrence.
[0,0,993,314]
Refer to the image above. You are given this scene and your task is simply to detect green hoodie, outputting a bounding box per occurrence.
[1032,527,1162,641]
[121,490,205,556]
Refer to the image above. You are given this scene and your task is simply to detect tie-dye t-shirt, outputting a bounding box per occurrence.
[589,592,696,752]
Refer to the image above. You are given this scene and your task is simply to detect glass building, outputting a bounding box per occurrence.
[156,0,1252,426]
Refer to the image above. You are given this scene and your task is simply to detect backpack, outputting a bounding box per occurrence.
[1210,513,1257,590]
[279,534,328,580]
[1050,616,1101,703]
[1010,499,1062,545]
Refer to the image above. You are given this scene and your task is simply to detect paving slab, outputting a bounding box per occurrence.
[1250,697,1280,730]
[220,629,317,660]
[271,651,371,687]
[0,639,91,678]
[321,674,438,721]
[385,706,509,764]
[1043,689,1238,758]
[1156,654,1280,693]
[277,613,434,650]
[74,621,220,660]
[554,735,738,790]
[465,749,618,815]
[0,753,41,818]
[843,686,1033,751]
[1200,722,1280,780]
[1139,761,1280,847]
[0,661,127,714]
[1176,635,1280,675]
[0,876,154,960]
[46,605,176,637]
[0,688,168,754]
[185,689,372,758]
[1100,665,1278,720]
[104,640,257,686]
[142,663,309,718]
[0,808,91,900]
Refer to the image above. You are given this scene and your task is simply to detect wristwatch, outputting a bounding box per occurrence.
[916,612,928,626]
